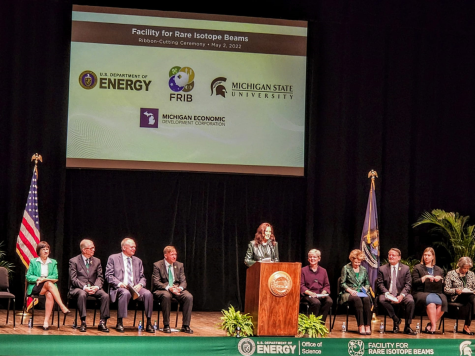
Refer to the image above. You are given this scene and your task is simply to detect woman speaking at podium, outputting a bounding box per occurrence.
[244,222,279,267]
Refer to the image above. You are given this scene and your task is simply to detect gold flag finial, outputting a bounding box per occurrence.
[368,170,378,179]
[31,153,43,176]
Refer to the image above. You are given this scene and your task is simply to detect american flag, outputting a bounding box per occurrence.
[16,167,41,311]
[16,168,40,267]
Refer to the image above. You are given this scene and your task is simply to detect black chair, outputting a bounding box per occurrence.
[62,277,99,328]
[413,300,445,334]
[0,267,15,327]
[447,301,465,333]
[21,280,60,329]
[300,298,333,331]
[331,277,353,331]
[375,295,406,332]
[107,284,144,327]
[155,296,180,329]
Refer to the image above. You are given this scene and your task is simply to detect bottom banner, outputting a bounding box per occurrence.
[0,335,473,356]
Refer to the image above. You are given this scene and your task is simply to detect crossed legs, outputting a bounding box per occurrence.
[39,281,68,328]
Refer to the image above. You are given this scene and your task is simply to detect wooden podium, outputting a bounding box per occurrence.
[244,262,301,336]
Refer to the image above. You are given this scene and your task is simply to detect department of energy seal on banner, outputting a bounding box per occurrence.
[237,338,256,356]
[268,271,292,297]
[348,340,364,356]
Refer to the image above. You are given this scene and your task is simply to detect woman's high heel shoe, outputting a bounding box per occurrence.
[463,327,474,335]
[425,323,435,334]
[62,309,70,315]
[42,326,49,330]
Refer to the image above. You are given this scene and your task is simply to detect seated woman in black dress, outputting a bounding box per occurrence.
[411,247,447,334]
[26,241,70,330]
[444,256,475,335]
[244,222,279,267]
[339,249,372,335]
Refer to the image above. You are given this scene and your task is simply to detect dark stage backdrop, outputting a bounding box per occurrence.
[2,0,475,311]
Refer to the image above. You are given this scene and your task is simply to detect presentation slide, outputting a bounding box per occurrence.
[67,6,308,175]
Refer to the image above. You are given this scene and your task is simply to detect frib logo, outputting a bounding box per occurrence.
[460,341,473,355]
[79,70,97,89]
[238,338,256,356]
[168,66,195,92]
[348,340,364,356]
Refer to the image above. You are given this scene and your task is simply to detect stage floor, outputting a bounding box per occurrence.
[0,309,471,339]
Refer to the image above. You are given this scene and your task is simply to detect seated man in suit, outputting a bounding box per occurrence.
[300,249,333,322]
[376,248,417,335]
[69,238,110,332]
[105,237,154,333]
[152,246,193,334]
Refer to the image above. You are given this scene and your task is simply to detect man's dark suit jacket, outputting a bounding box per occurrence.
[69,254,104,291]
[376,263,412,296]
[152,259,187,291]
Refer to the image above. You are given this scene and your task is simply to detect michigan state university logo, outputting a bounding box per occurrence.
[238,338,256,356]
[460,341,473,355]
[348,340,364,356]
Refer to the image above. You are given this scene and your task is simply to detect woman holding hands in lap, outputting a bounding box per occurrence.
[444,256,475,335]
[411,247,447,334]
[26,241,70,330]
[339,249,373,335]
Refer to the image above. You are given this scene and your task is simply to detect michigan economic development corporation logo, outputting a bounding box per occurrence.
[169,66,194,102]
[140,108,159,128]
[78,70,152,91]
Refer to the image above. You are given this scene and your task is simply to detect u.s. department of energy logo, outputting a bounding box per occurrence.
[348,340,364,356]
[460,341,473,355]
[238,338,256,356]
[78,70,98,89]
[168,66,195,92]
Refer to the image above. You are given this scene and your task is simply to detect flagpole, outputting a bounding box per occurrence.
[16,154,43,320]
[367,170,380,324]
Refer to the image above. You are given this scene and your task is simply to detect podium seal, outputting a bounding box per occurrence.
[268,271,292,297]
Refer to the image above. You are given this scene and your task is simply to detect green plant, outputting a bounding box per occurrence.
[413,209,475,269]
[0,241,14,278]
[217,305,254,337]
[297,313,329,338]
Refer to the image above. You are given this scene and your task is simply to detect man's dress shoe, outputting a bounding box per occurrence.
[98,322,110,333]
[79,322,87,332]
[181,325,193,334]
[163,325,171,333]
[404,327,417,335]
[115,323,124,333]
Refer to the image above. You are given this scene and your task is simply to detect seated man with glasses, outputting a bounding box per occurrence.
[69,238,110,332]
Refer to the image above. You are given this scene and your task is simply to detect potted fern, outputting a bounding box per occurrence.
[0,241,14,278]
[297,313,329,338]
[413,209,475,269]
[217,305,254,337]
